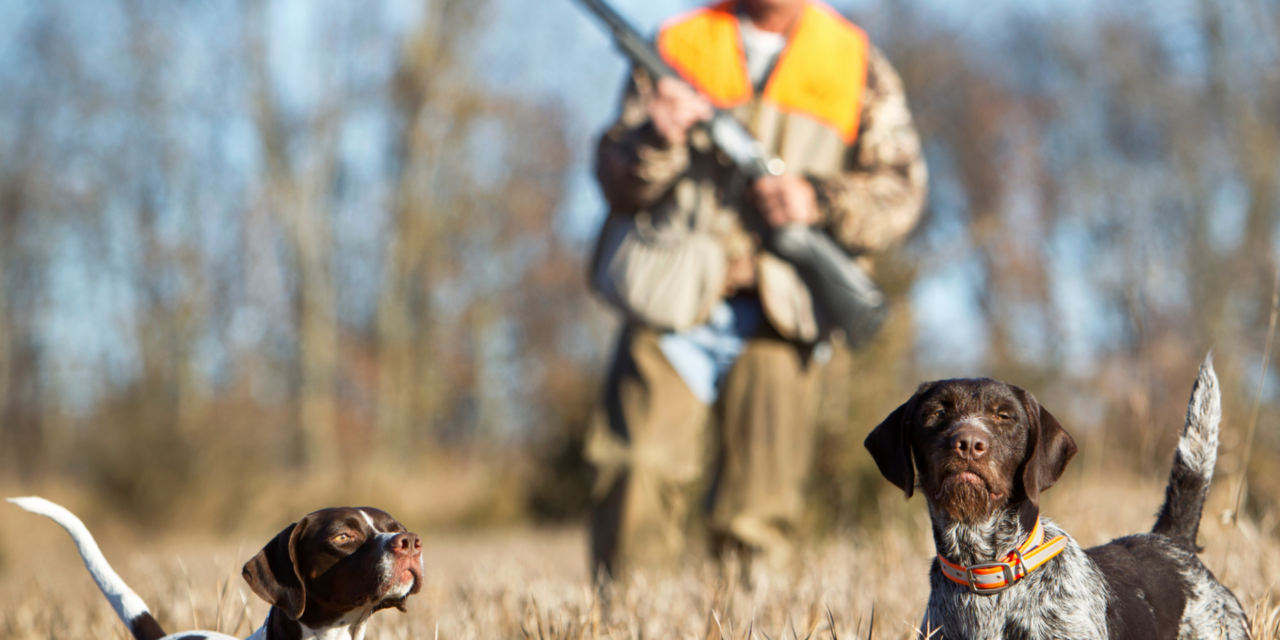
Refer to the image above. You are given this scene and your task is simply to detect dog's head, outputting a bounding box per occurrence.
[864,379,1077,524]
[242,507,423,626]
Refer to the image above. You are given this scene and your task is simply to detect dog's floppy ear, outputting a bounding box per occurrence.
[864,383,932,498]
[1012,386,1078,508]
[242,514,314,621]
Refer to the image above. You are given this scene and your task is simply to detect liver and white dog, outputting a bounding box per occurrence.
[8,497,423,640]
[864,356,1249,639]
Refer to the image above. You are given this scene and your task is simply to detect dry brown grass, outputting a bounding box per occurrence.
[2,467,1279,640]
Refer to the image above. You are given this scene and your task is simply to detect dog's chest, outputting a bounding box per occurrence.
[924,545,1110,640]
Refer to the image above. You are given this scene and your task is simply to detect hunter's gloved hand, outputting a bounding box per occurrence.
[754,175,819,228]
[647,77,713,148]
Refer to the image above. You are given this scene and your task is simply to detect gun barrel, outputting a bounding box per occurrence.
[573,0,676,80]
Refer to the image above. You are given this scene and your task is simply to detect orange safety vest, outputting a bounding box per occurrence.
[656,0,869,143]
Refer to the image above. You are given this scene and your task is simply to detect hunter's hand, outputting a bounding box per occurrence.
[648,77,713,147]
[754,176,819,228]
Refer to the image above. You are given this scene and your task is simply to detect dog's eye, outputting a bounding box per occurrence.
[931,408,945,419]
[332,532,354,543]
[996,411,1013,420]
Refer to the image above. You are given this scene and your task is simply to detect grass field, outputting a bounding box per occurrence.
[3,467,1279,640]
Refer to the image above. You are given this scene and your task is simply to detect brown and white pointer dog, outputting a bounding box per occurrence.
[865,355,1249,640]
[8,497,423,640]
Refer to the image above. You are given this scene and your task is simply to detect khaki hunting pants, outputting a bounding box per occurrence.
[585,325,821,579]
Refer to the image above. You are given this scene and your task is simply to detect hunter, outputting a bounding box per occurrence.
[586,0,927,579]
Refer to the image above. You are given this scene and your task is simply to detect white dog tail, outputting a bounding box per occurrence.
[7,497,168,640]
[1151,353,1221,551]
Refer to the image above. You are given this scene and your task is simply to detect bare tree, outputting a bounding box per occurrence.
[244,1,344,470]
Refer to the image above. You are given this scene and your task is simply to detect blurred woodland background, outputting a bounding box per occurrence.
[1,0,1280,544]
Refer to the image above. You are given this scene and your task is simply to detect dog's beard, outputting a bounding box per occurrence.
[938,473,996,523]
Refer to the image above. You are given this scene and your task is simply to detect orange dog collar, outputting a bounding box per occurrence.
[937,519,1068,595]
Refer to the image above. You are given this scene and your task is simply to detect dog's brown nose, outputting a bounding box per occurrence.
[392,532,422,556]
[950,428,989,460]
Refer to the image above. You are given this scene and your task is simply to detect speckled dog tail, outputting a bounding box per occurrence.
[1151,353,1221,552]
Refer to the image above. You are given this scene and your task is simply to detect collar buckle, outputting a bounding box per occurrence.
[1009,548,1027,574]
[964,561,1015,595]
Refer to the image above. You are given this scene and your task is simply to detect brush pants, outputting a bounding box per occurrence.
[585,325,821,579]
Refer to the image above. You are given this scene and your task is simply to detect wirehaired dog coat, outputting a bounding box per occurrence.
[8,497,424,640]
[864,356,1248,640]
